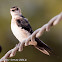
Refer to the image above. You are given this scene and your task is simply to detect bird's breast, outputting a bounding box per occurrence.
[11,22,31,42]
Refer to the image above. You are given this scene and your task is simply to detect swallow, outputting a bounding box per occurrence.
[10,6,54,56]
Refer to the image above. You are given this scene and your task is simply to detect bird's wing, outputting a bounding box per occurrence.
[16,16,33,34]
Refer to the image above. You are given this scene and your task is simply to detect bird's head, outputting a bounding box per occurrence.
[10,6,22,17]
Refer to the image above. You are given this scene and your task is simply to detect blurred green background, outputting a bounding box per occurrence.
[0,0,62,62]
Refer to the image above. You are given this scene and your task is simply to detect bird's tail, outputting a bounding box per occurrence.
[35,38,54,56]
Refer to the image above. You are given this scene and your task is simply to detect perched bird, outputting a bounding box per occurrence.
[10,6,53,56]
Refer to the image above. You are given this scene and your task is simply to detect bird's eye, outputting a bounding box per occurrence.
[17,20,21,23]
[16,8,18,10]
[12,10,15,11]
[12,7,15,8]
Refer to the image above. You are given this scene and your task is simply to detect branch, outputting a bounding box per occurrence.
[0,12,62,62]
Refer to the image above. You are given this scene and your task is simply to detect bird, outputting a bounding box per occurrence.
[10,6,54,56]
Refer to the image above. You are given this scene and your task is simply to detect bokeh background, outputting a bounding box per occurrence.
[0,0,62,62]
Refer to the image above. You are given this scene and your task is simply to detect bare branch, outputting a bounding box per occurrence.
[0,12,62,62]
